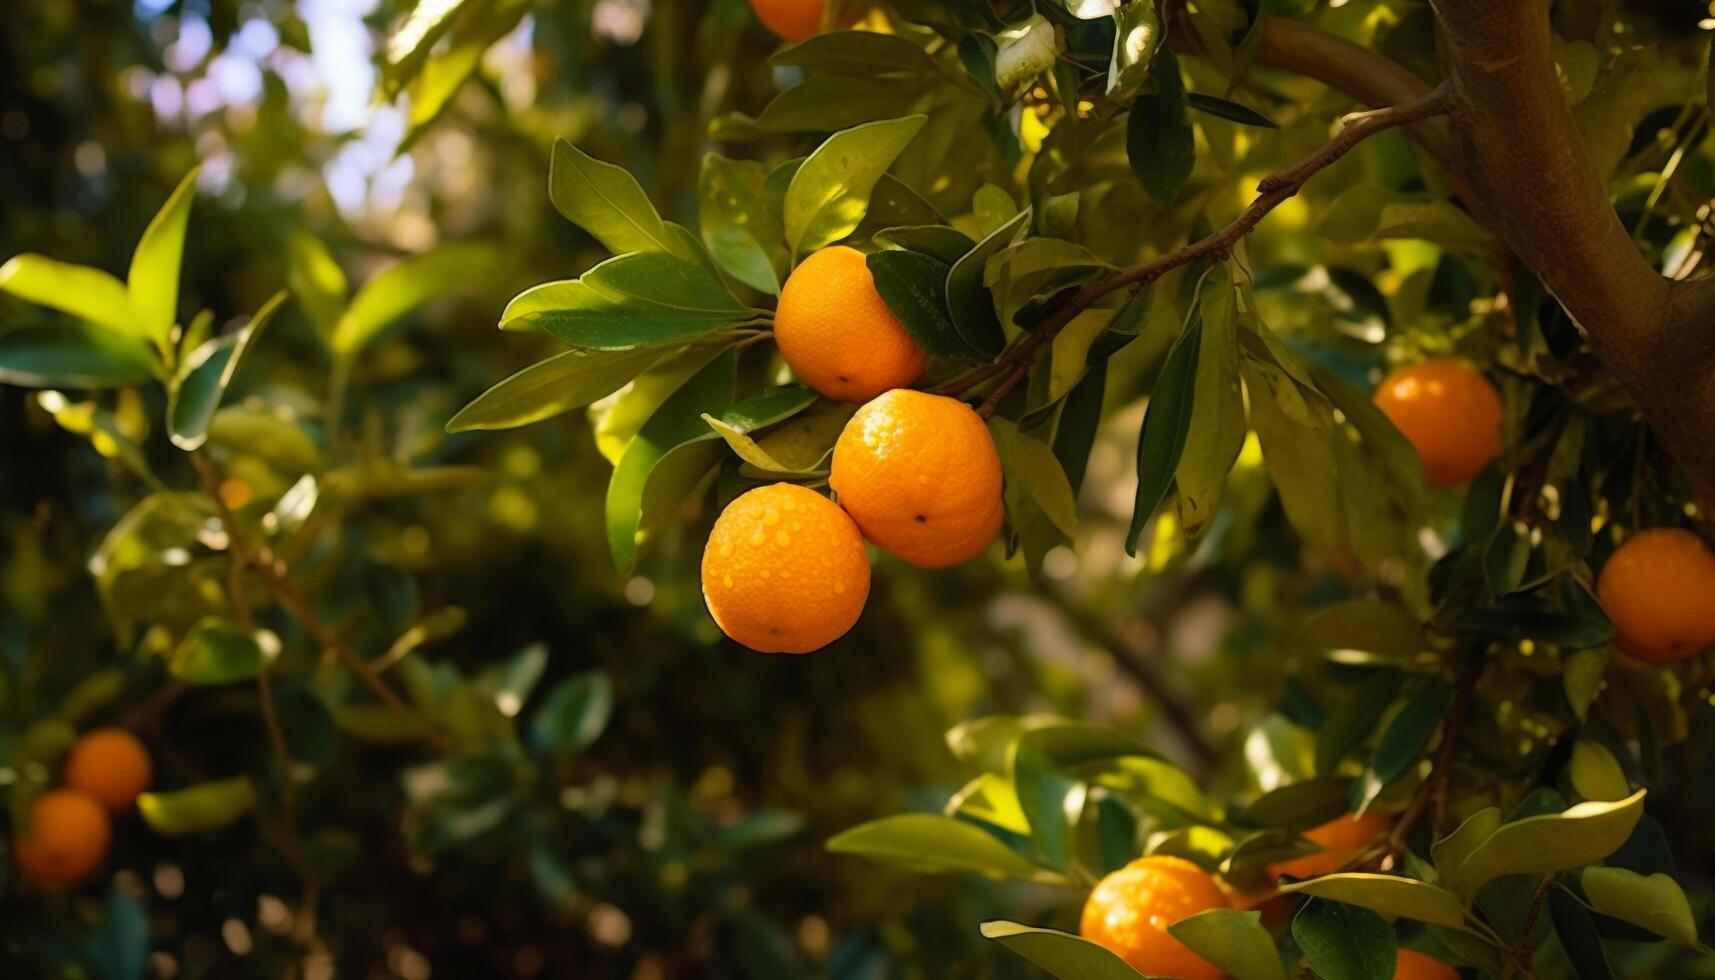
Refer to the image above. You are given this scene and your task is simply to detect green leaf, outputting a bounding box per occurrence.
[946,209,1030,359]
[993,419,1080,538]
[1564,648,1608,721]
[984,237,1110,329]
[529,672,613,760]
[1302,601,1426,658]
[503,252,751,351]
[1445,790,1646,900]
[734,398,857,477]
[333,242,496,355]
[0,254,137,336]
[1291,899,1397,980]
[286,231,348,339]
[754,31,940,133]
[167,290,286,450]
[873,225,976,265]
[1186,93,1278,128]
[1053,362,1106,495]
[827,815,1053,881]
[605,350,736,571]
[1238,777,1352,832]
[1569,740,1630,802]
[1168,909,1289,980]
[979,921,1149,980]
[396,0,531,150]
[1107,1,1163,100]
[699,154,789,294]
[138,777,256,835]
[1125,312,1201,555]
[550,138,701,263]
[128,168,199,345]
[1582,867,1703,948]
[1126,50,1195,206]
[1241,354,1342,553]
[1369,679,1453,786]
[972,183,1019,237]
[383,0,476,92]
[169,617,277,686]
[1175,266,1244,537]
[1431,807,1502,892]
[1315,671,1405,776]
[1549,888,1616,980]
[1012,737,1081,871]
[447,347,668,432]
[1280,874,1471,931]
[0,323,159,389]
[947,773,1031,835]
[785,115,928,257]
[867,249,969,357]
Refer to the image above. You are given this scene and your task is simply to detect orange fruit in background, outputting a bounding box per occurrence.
[1080,855,1230,980]
[1372,358,1504,486]
[829,389,1004,568]
[14,789,111,886]
[63,728,152,812]
[1267,810,1390,881]
[746,0,857,43]
[1395,949,1460,980]
[701,483,871,653]
[774,246,927,403]
[1596,527,1715,664]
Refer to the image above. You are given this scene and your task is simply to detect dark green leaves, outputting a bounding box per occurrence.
[529,672,613,761]
[167,290,286,450]
[1126,312,1201,555]
[1291,899,1396,980]
[867,249,967,357]
[0,323,158,389]
[785,115,928,256]
[1187,93,1278,129]
[1127,50,1195,206]
[503,252,752,351]
[947,209,1030,359]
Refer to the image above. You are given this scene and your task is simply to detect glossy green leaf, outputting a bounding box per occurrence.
[138,777,257,835]
[993,419,1080,538]
[1446,790,1646,900]
[1126,50,1194,206]
[1280,874,1471,931]
[1175,267,1244,537]
[1168,909,1289,980]
[0,323,159,389]
[946,209,1030,359]
[1125,313,1200,555]
[1186,92,1278,128]
[872,225,976,265]
[784,115,927,256]
[128,168,199,345]
[550,138,701,262]
[1564,648,1608,721]
[0,254,137,336]
[979,921,1148,980]
[1582,866,1702,948]
[1238,777,1352,833]
[828,815,1052,881]
[1291,899,1397,980]
[1569,740,1630,802]
[447,347,668,432]
[1550,888,1616,980]
[700,154,789,294]
[1370,679,1453,786]
[333,242,496,354]
[167,290,286,450]
[867,249,968,357]
[503,252,750,351]
[1053,361,1106,496]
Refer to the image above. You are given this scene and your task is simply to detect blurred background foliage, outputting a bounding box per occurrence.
[2,0,1714,978]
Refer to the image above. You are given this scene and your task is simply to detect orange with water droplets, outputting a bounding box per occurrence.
[829,389,1004,568]
[63,728,152,812]
[746,0,858,43]
[1372,359,1504,486]
[1394,949,1460,980]
[774,246,927,402]
[14,789,111,886]
[701,483,870,653]
[1596,527,1715,664]
[1267,810,1390,881]
[1080,855,1230,980]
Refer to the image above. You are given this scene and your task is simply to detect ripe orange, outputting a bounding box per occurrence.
[1372,359,1504,486]
[746,0,856,43]
[1395,949,1459,980]
[1080,855,1230,980]
[13,789,111,886]
[701,483,871,653]
[829,390,1004,568]
[1596,527,1715,664]
[1267,810,1390,881]
[63,728,152,812]
[774,246,927,402]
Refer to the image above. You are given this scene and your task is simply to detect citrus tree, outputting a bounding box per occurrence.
[4,0,1715,977]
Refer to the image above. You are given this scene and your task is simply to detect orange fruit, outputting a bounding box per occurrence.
[1080,855,1230,980]
[774,246,927,402]
[1596,527,1715,664]
[63,728,152,812]
[13,789,111,886]
[1395,949,1460,980]
[1372,359,1504,486]
[701,483,870,653]
[1267,810,1390,881]
[746,0,856,43]
[829,389,1004,568]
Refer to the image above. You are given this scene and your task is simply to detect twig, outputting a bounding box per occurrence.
[1385,650,1479,856]
[965,81,1456,419]
[1510,877,1554,979]
[190,452,449,751]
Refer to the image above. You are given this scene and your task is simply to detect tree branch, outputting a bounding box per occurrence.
[967,81,1455,416]
[1428,0,1715,519]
